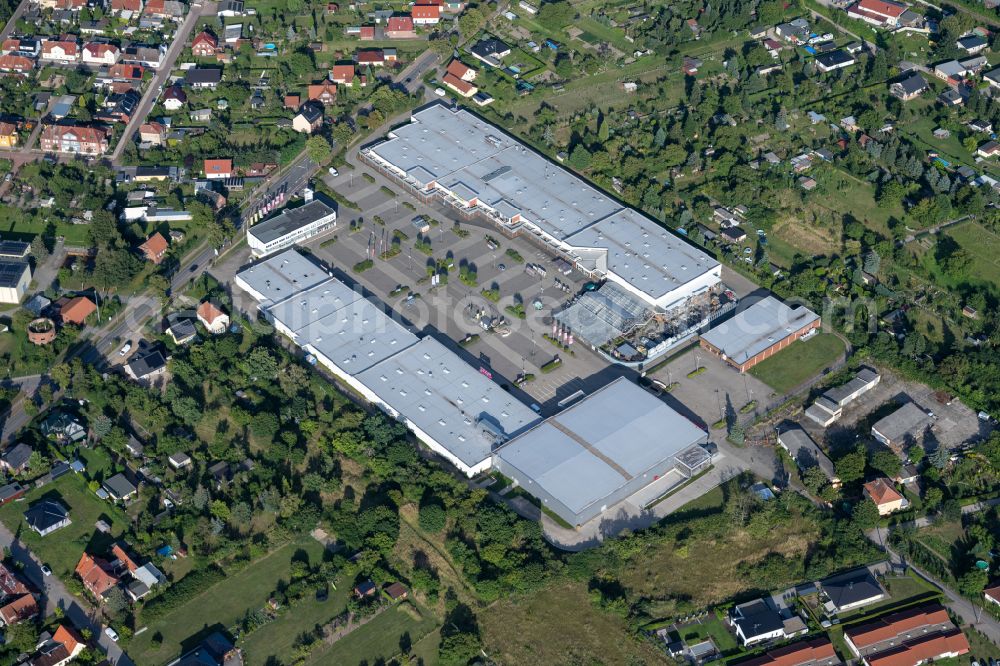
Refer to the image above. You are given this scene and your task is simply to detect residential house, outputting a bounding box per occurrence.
[40,124,109,155]
[0,121,17,149]
[103,473,138,501]
[469,37,511,66]
[191,30,218,56]
[123,44,166,68]
[978,140,1000,158]
[0,594,38,626]
[957,34,989,54]
[384,582,408,601]
[110,0,142,13]
[985,584,1000,607]
[57,295,97,325]
[0,482,25,506]
[204,158,232,179]
[962,55,989,74]
[292,102,323,134]
[819,568,886,613]
[124,341,168,385]
[443,70,477,97]
[24,500,70,537]
[815,50,855,73]
[863,477,907,515]
[356,48,385,66]
[846,0,908,28]
[186,67,222,88]
[30,624,86,666]
[139,121,166,145]
[0,54,35,75]
[385,15,415,38]
[40,39,79,63]
[138,231,168,264]
[734,637,839,666]
[776,18,810,43]
[969,119,993,133]
[82,42,120,65]
[411,3,440,23]
[934,60,967,84]
[162,85,186,109]
[354,580,377,598]
[75,552,119,598]
[1,37,40,57]
[1,443,33,474]
[168,452,192,469]
[40,411,86,443]
[308,80,338,104]
[197,301,229,334]
[446,58,476,82]
[217,0,244,16]
[889,72,927,101]
[682,56,702,75]
[730,598,806,646]
[329,64,359,85]
[844,604,967,662]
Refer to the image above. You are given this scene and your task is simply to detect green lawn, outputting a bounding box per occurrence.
[749,333,846,394]
[129,537,327,665]
[0,216,92,246]
[241,577,350,666]
[677,614,739,653]
[0,474,129,581]
[305,601,439,665]
[945,221,1000,289]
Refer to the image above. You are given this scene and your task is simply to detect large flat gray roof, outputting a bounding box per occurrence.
[234,249,330,305]
[368,104,622,239]
[249,197,336,245]
[701,296,820,364]
[265,278,419,374]
[565,208,720,303]
[872,402,932,443]
[495,377,707,514]
[357,337,540,468]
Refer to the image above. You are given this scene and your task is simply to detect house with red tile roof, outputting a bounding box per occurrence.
[110,0,142,13]
[0,54,34,75]
[866,629,969,666]
[52,624,86,659]
[385,15,415,37]
[139,232,168,264]
[82,42,120,65]
[0,594,38,625]
[58,295,97,325]
[356,49,385,66]
[862,477,906,515]
[359,25,376,40]
[204,158,232,179]
[330,63,358,85]
[75,552,120,599]
[40,39,79,63]
[446,58,476,81]
[443,72,477,97]
[847,0,908,27]
[197,301,229,334]
[844,604,954,657]
[411,3,440,23]
[192,30,218,56]
[734,636,839,666]
[308,80,338,104]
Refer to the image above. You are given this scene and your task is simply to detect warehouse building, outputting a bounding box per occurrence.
[699,296,821,372]
[232,249,330,305]
[0,260,31,304]
[236,251,539,477]
[777,426,838,484]
[356,337,540,475]
[492,377,710,526]
[806,367,881,427]
[361,103,720,311]
[870,401,933,454]
[247,193,337,257]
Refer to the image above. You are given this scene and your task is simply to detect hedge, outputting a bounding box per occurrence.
[140,565,226,622]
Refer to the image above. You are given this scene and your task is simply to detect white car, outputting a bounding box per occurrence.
[328,167,339,177]
[434,87,446,97]
[118,342,132,357]
[104,627,119,642]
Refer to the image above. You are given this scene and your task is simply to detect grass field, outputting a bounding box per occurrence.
[242,581,350,666]
[749,333,846,394]
[0,474,129,581]
[916,517,965,563]
[479,582,667,665]
[944,221,1000,290]
[129,537,327,665]
[305,601,439,665]
[1,214,92,246]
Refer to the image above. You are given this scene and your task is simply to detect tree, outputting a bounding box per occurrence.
[4,621,39,654]
[958,567,988,597]
[418,502,447,533]
[924,486,943,509]
[869,449,902,478]
[835,447,867,484]
[852,499,880,530]
[306,135,332,165]
[568,144,592,170]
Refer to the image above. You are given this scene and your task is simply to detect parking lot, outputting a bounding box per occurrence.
[304,169,629,413]
[647,348,775,431]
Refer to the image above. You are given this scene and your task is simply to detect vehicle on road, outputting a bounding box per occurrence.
[104,627,119,642]
[435,88,446,97]
[40,564,51,576]
[498,263,506,271]
[328,167,339,177]
[118,342,132,357]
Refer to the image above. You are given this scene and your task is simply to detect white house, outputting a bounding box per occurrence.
[82,43,120,66]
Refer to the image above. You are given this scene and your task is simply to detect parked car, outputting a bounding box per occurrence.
[434,87,446,97]
[104,627,119,642]
[328,167,339,177]
[40,564,51,576]
[118,342,132,357]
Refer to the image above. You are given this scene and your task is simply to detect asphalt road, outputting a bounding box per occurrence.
[396,49,439,95]
[109,0,217,163]
[0,521,134,665]
[0,0,30,42]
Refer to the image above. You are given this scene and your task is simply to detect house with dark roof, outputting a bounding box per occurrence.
[819,567,886,613]
[103,473,138,501]
[185,67,222,88]
[24,500,71,536]
[469,37,511,66]
[730,599,786,646]
[124,340,168,385]
[1,443,33,473]
[889,72,927,101]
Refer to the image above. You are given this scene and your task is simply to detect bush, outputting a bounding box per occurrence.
[418,503,447,533]
[353,259,374,273]
[141,566,226,622]
[540,357,562,373]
